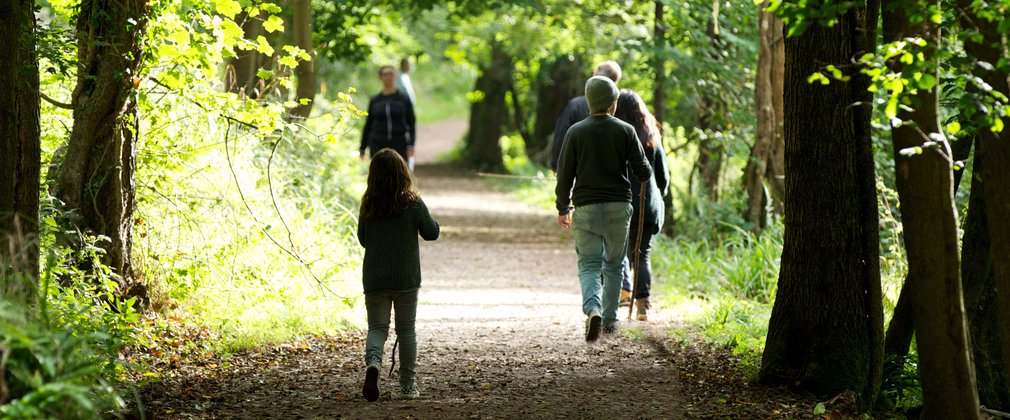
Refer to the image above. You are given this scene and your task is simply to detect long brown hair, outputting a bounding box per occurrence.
[614,89,661,149]
[360,149,420,220]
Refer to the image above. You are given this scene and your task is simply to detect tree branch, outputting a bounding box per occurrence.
[40,92,72,109]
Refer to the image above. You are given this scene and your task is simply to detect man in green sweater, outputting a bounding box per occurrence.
[555,76,653,342]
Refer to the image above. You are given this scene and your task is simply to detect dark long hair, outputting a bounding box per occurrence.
[360,149,420,220]
[614,89,661,149]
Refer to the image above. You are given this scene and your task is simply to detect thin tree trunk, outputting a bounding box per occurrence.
[744,2,784,231]
[0,0,40,295]
[959,0,1010,392]
[465,42,510,172]
[653,0,666,127]
[289,0,315,120]
[882,2,980,416]
[694,0,726,202]
[532,55,583,165]
[759,1,883,409]
[654,0,677,237]
[52,0,149,293]
[227,11,265,97]
[884,135,973,359]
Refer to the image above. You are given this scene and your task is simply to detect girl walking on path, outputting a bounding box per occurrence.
[357,149,440,401]
[359,65,417,163]
[614,90,669,321]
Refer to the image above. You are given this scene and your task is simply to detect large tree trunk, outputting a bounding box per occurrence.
[0,0,40,295]
[743,2,785,231]
[465,42,510,172]
[52,0,149,292]
[882,2,980,416]
[959,0,1010,391]
[288,0,315,120]
[759,1,883,409]
[961,157,1010,411]
[532,55,583,165]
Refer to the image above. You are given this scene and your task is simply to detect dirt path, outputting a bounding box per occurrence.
[138,119,685,418]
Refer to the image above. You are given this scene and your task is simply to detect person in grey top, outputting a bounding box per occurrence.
[358,148,439,401]
[555,76,652,342]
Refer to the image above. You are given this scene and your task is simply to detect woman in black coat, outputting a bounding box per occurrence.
[359,65,416,162]
[615,89,670,321]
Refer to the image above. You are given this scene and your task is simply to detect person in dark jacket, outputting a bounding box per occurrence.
[550,61,622,172]
[556,76,652,342]
[357,148,439,401]
[614,90,669,321]
[360,65,417,163]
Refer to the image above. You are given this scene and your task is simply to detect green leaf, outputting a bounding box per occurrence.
[213,0,241,18]
[946,121,961,135]
[256,69,274,80]
[814,402,827,415]
[993,117,1005,133]
[256,36,274,56]
[263,15,284,33]
[999,18,1010,35]
[917,74,937,90]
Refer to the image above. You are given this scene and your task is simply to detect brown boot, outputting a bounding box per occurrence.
[635,298,650,321]
[619,289,632,307]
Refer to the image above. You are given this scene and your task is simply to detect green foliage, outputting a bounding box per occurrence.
[0,208,147,417]
[486,134,555,210]
[881,353,924,409]
[35,0,369,354]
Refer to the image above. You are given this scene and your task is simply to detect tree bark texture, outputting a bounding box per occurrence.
[532,55,583,165]
[655,0,677,237]
[289,0,316,120]
[883,135,973,360]
[653,0,667,127]
[52,0,149,288]
[226,11,266,98]
[0,0,41,289]
[959,0,1010,392]
[465,42,511,172]
[961,157,1010,411]
[883,2,980,416]
[694,5,726,202]
[759,1,883,409]
[744,2,785,231]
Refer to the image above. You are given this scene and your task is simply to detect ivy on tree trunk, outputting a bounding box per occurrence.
[52,0,150,294]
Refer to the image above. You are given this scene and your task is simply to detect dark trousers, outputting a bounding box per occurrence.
[368,136,408,161]
[624,221,658,299]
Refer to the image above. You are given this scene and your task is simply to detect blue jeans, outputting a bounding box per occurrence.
[573,202,632,326]
[364,290,418,386]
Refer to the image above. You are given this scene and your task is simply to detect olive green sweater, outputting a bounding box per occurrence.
[357,200,440,293]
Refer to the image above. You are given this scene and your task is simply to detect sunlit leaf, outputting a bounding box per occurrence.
[263,15,284,33]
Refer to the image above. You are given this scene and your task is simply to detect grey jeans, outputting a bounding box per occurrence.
[364,290,418,387]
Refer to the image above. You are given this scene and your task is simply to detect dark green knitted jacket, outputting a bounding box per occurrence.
[357,199,440,293]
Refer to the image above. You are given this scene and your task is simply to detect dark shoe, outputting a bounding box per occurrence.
[585,310,602,342]
[400,383,420,399]
[362,364,380,402]
[603,322,620,335]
